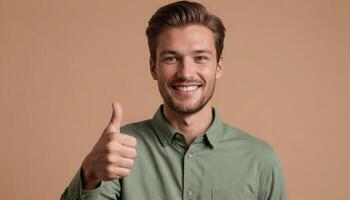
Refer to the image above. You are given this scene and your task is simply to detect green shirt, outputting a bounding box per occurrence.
[61,106,286,200]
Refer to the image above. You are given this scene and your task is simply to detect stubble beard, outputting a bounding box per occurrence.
[159,80,216,115]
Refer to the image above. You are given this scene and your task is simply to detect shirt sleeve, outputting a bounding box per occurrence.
[60,168,121,200]
[257,146,286,200]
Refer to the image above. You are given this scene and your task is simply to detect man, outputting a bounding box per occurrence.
[61,1,286,200]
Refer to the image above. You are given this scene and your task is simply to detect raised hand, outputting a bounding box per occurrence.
[81,102,137,190]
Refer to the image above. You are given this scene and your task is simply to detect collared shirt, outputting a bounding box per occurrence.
[61,106,286,200]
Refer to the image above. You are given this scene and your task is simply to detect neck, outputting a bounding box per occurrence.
[163,103,213,145]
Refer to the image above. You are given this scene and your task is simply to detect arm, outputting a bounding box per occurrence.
[257,146,286,200]
[60,168,121,200]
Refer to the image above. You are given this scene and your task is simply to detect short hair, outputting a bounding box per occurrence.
[146,1,226,63]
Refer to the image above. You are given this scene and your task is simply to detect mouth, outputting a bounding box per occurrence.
[171,83,202,94]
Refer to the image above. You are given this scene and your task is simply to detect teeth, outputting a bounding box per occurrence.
[175,86,198,92]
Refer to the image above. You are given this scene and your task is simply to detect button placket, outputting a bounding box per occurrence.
[183,149,195,200]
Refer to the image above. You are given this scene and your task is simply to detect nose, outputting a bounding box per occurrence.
[176,57,195,79]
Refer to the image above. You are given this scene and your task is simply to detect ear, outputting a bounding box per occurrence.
[149,57,158,80]
[215,56,223,79]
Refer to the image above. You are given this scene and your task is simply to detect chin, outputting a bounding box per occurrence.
[169,101,206,115]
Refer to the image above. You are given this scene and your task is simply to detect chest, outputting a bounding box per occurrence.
[121,143,258,200]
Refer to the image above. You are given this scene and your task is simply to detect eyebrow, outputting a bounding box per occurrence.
[159,50,178,56]
[159,49,213,56]
[192,49,213,54]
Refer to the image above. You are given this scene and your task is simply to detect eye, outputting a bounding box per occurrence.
[163,56,179,64]
[194,56,209,63]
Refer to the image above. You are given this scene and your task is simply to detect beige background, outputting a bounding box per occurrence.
[0,0,349,199]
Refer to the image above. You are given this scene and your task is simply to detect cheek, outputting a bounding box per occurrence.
[157,67,177,82]
[200,67,216,80]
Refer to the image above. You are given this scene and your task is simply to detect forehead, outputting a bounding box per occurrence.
[157,24,216,54]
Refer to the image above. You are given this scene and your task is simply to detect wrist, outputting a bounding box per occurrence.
[81,156,100,190]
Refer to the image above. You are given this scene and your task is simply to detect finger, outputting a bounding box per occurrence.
[106,154,135,166]
[117,157,135,168]
[106,102,123,133]
[107,140,137,159]
[115,167,131,177]
[118,145,137,159]
[115,134,137,148]
[104,166,130,180]
[107,167,130,178]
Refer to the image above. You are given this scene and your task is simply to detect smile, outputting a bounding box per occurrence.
[171,83,203,95]
[174,85,199,92]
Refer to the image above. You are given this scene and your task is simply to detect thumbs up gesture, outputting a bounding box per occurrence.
[82,102,137,190]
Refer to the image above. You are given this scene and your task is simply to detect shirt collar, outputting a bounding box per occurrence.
[151,105,225,148]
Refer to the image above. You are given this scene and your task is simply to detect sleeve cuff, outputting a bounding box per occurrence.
[66,168,102,200]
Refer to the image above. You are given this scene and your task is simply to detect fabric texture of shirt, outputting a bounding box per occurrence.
[61,105,286,200]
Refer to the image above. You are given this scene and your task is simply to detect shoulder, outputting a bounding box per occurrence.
[120,119,153,135]
[222,123,279,162]
[121,119,152,131]
[119,119,158,142]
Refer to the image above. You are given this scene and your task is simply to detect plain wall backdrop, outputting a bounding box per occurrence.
[0,0,349,199]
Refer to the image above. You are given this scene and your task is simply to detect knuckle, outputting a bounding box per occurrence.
[129,151,136,159]
[130,148,137,158]
[109,173,119,180]
[107,174,117,180]
[117,167,130,177]
[112,175,121,180]
[123,169,130,177]
[110,133,119,140]
[124,135,137,147]
[107,141,122,152]
[131,137,137,146]
[115,156,123,165]
[105,141,115,151]
[117,157,125,167]
[129,159,135,166]
[105,165,114,174]
[126,159,132,168]
[124,159,131,167]
[114,133,123,141]
[120,158,133,168]
[106,154,114,163]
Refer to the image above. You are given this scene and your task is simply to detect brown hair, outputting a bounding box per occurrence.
[146,1,226,63]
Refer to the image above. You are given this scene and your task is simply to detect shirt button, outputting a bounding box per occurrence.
[188,190,193,196]
[188,153,193,158]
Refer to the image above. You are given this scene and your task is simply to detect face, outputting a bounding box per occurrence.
[150,25,223,114]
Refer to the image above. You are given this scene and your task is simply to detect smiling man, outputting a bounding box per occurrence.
[151,24,223,145]
[61,1,286,200]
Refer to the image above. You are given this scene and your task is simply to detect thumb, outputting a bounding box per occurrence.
[106,102,123,133]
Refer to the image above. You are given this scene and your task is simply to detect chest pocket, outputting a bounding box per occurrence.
[211,189,254,200]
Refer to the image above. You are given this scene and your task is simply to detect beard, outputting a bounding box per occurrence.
[158,77,216,115]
